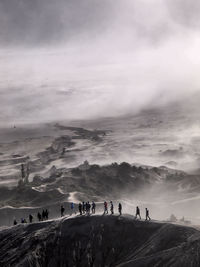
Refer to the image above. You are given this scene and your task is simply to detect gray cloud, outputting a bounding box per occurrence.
[0,0,200,125]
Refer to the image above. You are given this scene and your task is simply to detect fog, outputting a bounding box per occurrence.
[0,0,200,126]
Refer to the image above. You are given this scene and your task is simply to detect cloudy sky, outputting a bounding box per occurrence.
[0,0,200,125]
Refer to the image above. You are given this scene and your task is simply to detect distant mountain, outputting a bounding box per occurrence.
[1,162,200,226]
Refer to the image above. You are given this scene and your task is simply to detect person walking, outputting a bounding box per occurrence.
[104,201,108,214]
[61,205,65,217]
[82,202,86,214]
[78,203,82,215]
[37,212,42,221]
[145,208,151,221]
[135,206,141,219]
[70,202,75,215]
[118,203,122,215]
[92,201,96,214]
[29,214,33,223]
[110,201,114,215]
[45,209,49,220]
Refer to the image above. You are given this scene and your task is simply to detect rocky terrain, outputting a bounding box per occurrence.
[1,103,200,188]
[0,215,200,267]
[1,161,200,226]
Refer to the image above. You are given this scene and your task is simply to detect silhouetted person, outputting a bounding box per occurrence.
[88,202,91,214]
[29,214,33,223]
[78,203,82,215]
[86,202,91,215]
[92,201,96,214]
[37,212,42,221]
[61,205,65,217]
[82,202,86,214]
[21,218,24,223]
[45,209,49,220]
[70,202,74,215]
[104,201,108,214]
[13,219,17,225]
[118,203,122,215]
[145,208,151,221]
[110,201,114,214]
[135,206,141,219]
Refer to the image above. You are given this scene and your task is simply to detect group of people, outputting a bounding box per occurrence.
[103,201,122,215]
[13,202,151,226]
[135,206,151,221]
[37,209,49,221]
[78,201,96,215]
[13,209,49,225]
[61,201,97,217]
[60,201,122,217]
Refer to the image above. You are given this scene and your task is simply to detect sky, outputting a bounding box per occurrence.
[0,0,200,125]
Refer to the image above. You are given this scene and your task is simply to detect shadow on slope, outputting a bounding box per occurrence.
[0,215,200,267]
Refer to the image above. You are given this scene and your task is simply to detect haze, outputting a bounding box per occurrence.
[0,0,200,125]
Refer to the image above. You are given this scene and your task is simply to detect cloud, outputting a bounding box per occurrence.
[0,0,200,125]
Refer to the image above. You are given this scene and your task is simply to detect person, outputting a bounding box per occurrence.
[88,202,91,214]
[145,208,151,221]
[13,219,17,225]
[70,202,74,215]
[82,202,86,214]
[78,203,82,215]
[135,206,141,219]
[85,202,88,214]
[21,218,24,224]
[45,209,49,220]
[104,201,108,214]
[61,205,65,217]
[86,202,91,215]
[29,214,33,223]
[37,212,42,221]
[118,203,122,215]
[110,201,114,214]
[92,201,96,214]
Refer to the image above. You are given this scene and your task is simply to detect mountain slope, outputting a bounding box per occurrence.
[0,215,200,267]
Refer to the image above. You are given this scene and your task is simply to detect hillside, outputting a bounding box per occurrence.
[1,161,200,226]
[0,215,200,267]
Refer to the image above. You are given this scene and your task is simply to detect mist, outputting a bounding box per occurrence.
[0,0,200,126]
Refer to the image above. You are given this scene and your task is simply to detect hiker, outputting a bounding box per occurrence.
[86,202,91,215]
[13,219,17,225]
[42,210,46,221]
[92,201,96,214]
[110,201,114,214]
[145,208,151,221]
[86,202,88,214]
[45,209,49,220]
[37,212,42,221]
[135,206,141,219]
[88,202,91,214]
[61,205,65,217]
[104,201,108,214]
[82,202,86,214]
[78,203,82,215]
[70,202,74,215]
[29,214,33,223]
[21,218,27,223]
[118,203,122,215]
